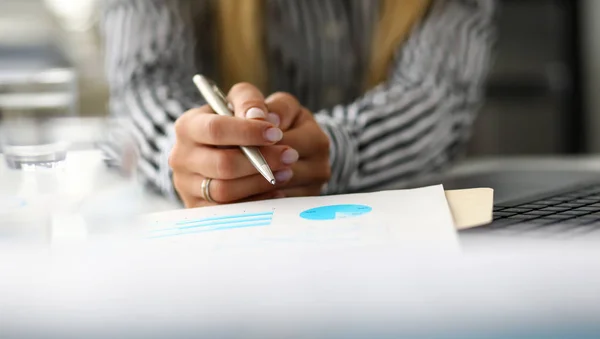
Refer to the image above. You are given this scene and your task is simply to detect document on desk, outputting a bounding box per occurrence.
[139,185,459,252]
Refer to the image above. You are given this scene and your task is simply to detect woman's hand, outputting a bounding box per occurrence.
[265,92,331,197]
[169,83,330,208]
[170,83,295,208]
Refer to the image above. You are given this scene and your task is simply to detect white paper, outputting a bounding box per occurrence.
[138,185,459,252]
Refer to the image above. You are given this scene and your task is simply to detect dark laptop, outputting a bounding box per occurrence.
[442,170,600,238]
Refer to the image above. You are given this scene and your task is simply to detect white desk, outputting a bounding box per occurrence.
[0,149,179,213]
[3,149,600,242]
[4,151,600,339]
[0,150,179,242]
[4,150,600,213]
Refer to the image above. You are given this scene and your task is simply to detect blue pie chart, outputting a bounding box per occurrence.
[299,204,372,221]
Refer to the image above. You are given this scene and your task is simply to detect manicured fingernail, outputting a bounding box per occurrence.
[264,127,283,142]
[281,148,299,165]
[246,107,266,119]
[275,169,293,182]
[267,112,280,127]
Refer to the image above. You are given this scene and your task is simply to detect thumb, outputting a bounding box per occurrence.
[227,82,269,121]
[265,92,303,131]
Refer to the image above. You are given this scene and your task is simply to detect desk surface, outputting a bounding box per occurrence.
[4,150,600,213]
[3,149,600,242]
[0,150,179,213]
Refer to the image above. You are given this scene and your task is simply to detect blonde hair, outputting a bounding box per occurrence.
[215,0,430,93]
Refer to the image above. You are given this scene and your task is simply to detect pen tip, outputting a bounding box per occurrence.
[271,179,276,185]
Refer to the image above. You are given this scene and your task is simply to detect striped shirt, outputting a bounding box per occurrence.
[101,0,495,201]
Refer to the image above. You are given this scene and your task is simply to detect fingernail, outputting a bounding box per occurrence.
[245,107,266,119]
[264,127,283,142]
[281,148,299,165]
[267,112,280,127]
[274,191,286,199]
[275,169,293,182]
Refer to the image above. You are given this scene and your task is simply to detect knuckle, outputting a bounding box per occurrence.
[174,108,206,139]
[205,116,223,142]
[172,173,182,190]
[269,92,299,114]
[173,116,187,137]
[173,173,189,198]
[316,131,330,152]
[214,151,236,179]
[168,146,184,170]
[230,82,255,94]
[210,180,230,203]
[168,152,177,170]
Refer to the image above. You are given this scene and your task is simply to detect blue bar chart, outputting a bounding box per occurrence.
[149,211,274,239]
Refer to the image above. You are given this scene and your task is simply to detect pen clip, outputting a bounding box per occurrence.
[206,78,232,111]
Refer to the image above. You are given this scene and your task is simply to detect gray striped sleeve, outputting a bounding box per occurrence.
[101,0,210,200]
[315,0,495,194]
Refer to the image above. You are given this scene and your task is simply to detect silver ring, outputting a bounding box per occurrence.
[201,177,215,203]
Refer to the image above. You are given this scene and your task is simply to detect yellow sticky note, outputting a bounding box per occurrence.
[445,188,494,230]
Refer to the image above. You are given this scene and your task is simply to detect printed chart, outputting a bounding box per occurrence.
[299,204,372,220]
[149,211,274,239]
[149,204,373,239]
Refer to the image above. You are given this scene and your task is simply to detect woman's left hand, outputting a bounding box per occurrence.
[265,92,331,197]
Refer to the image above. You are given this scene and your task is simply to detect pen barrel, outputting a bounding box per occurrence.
[193,75,233,117]
[241,146,275,182]
[193,74,275,184]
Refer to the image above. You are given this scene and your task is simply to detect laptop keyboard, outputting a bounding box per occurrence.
[489,184,600,236]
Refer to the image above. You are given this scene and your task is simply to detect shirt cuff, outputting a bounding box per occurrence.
[314,112,358,195]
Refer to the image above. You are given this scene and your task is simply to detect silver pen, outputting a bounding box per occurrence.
[192,74,276,185]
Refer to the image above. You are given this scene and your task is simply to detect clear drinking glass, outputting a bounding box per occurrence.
[0,64,76,242]
[0,116,145,243]
[0,114,69,170]
[0,66,76,170]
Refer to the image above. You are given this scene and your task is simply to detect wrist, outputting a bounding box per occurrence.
[314,113,358,195]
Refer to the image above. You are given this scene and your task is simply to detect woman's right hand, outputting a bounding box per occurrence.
[169,83,300,208]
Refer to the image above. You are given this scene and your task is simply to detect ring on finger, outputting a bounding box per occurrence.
[201,177,215,203]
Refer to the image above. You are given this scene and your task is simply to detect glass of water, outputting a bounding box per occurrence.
[0,114,69,170]
[0,64,77,242]
[0,115,145,243]
[0,66,76,170]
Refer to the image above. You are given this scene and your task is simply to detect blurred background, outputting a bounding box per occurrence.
[1,0,600,157]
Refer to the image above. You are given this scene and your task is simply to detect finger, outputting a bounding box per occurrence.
[173,105,211,145]
[182,170,294,204]
[237,190,286,203]
[280,184,323,198]
[265,92,302,131]
[280,120,330,157]
[286,159,331,188]
[173,172,210,208]
[228,82,269,120]
[172,144,299,179]
[176,110,283,146]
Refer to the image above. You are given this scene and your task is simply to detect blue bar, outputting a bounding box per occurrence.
[154,216,273,232]
[175,211,273,226]
[148,221,272,239]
